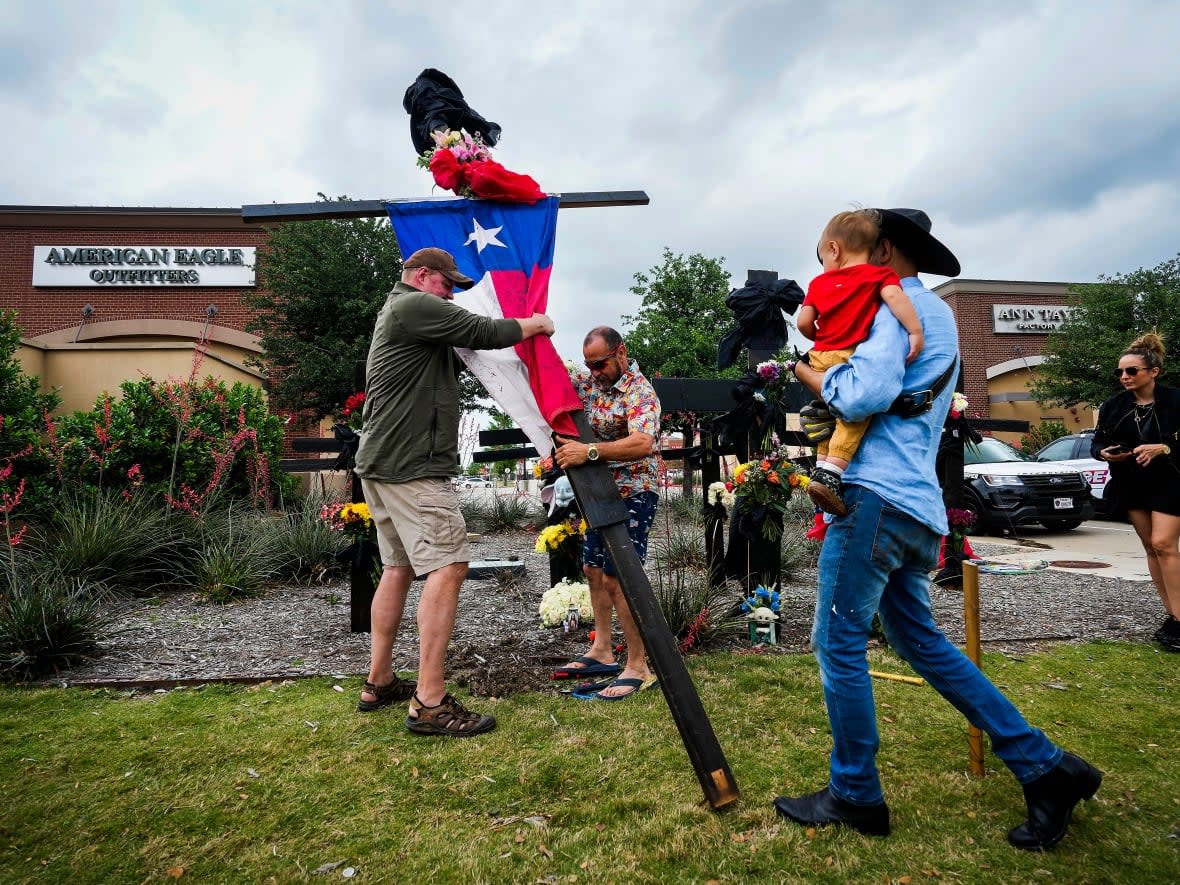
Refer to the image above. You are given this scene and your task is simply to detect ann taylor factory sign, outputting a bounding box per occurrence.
[992,304,1077,334]
[32,246,256,287]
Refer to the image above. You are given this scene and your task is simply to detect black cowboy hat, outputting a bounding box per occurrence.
[875,208,961,277]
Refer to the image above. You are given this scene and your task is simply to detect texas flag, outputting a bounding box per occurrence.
[385,196,581,455]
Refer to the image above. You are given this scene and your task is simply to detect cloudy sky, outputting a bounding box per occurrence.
[3,0,1179,362]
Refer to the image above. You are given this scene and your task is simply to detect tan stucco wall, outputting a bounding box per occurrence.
[985,364,1096,446]
[17,332,263,415]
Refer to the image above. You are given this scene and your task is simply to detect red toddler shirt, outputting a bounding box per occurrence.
[803,264,902,351]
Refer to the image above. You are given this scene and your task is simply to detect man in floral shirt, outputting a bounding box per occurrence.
[553,326,661,700]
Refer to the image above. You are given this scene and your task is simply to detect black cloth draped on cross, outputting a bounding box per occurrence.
[716,276,805,371]
[403,68,502,156]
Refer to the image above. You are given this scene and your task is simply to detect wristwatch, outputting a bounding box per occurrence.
[586,444,600,462]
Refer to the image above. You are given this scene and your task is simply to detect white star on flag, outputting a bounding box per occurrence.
[464,218,507,253]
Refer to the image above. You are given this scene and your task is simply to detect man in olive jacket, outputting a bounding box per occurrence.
[354,247,555,736]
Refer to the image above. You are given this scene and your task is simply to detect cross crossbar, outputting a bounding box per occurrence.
[241,191,649,223]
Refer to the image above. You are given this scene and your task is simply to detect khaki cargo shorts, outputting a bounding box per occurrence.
[360,477,470,577]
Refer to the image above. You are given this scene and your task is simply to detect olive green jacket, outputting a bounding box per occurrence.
[354,282,521,483]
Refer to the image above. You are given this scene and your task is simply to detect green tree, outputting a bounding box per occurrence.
[1030,255,1180,408]
[622,249,740,495]
[621,249,739,380]
[245,195,404,420]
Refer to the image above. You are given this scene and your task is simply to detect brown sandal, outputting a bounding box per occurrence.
[405,692,496,737]
[357,676,417,712]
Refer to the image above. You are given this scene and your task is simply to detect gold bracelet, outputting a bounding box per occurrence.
[1164,444,1172,456]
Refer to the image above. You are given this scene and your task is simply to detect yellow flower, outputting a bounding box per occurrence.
[734,462,750,483]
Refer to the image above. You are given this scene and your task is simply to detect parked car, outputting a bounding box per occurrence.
[458,476,493,488]
[963,436,1094,532]
[1034,430,1110,513]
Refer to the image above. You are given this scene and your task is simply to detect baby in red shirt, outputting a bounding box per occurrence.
[797,209,924,516]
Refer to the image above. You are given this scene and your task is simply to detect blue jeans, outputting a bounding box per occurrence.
[812,484,1062,805]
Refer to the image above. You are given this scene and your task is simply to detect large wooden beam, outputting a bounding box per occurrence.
[562,411,740,809]
[241,191,650,224]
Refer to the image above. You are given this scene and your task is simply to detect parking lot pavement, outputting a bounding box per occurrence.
[971,519,1151,582]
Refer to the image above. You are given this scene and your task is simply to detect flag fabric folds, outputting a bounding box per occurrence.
[385,197,581,455]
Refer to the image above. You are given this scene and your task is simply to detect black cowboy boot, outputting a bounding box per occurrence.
[1007,752,1102,850]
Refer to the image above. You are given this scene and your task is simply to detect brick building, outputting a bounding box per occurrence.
[933,279,1096,441]
[1,205,268,415]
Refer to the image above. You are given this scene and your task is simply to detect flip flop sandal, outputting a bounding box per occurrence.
[571,676,659,702]
[357,676,417,712]
[558,677,615,696]
[550,655,621,680]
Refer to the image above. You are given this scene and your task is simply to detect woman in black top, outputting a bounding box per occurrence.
[1091,331,1180,651]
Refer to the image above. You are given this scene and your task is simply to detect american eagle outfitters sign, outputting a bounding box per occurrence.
[32,246,256,287]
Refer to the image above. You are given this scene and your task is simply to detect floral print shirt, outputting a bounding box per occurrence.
[571,360,661,497]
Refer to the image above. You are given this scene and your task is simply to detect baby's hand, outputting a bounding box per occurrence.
[905,332,924,364]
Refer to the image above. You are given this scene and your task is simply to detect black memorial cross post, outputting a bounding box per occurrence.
[561,411,739,809]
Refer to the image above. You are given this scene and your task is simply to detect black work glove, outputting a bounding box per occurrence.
[799,400,835,444]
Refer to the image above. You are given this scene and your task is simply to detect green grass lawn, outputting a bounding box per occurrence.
[2,642,1178,884]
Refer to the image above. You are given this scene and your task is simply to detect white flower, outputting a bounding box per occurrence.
[538,578,592,627]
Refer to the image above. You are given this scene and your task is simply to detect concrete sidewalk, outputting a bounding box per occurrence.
[970,519,1151,582]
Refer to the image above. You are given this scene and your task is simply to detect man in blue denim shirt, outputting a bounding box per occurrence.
[775,209,1101,851]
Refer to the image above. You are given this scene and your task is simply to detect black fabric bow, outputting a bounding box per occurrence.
[710,370,791,454]
[403,68,502,156]
[335,538,380,570]
[717,277,804,370]
[332,423,360,471]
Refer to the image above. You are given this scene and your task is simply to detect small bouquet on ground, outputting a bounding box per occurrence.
[731,444,806,541]
[538,578,592,629]
[738,584,781,617]
[416,129,544,203]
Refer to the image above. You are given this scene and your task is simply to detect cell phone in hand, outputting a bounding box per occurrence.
[1106,444,1132,455]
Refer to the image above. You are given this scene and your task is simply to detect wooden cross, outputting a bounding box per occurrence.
[244,190,741,809]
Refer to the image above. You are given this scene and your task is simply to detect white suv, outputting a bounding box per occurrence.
[1034,431,1109,512]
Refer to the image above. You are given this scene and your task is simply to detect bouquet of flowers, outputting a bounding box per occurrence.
[534,518,587,555]
[416,128,544,203]
[538,578,592,628]
[731,444,806,541]
[946,507,977,560]
[713,351,799,452]
[738,584,781,616]
[338,391,366,430]
[320,501,375,541]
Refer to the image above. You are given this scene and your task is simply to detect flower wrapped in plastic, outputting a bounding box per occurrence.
[731,444,807,541]
[534,518,586,554]
[538,578,592,628]
[319,501,374,541]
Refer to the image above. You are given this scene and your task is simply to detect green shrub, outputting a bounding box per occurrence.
[180,506,280,603]
[651,519,708,571]
[46,376,294,513]
[29,489,179,593]
[266,494,345,584]
[780,493,822,575]
[651,564,740,653]
[480,494,540,534]
[0,551,114,681]
[661,491,704,525]
[1019,420,1069,455]
[0,310,62,516]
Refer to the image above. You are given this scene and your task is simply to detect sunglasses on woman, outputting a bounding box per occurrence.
[1114,366,1148,378]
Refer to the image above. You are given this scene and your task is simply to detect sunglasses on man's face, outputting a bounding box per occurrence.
[585,348,620,372]
[1115,366,1148,377]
